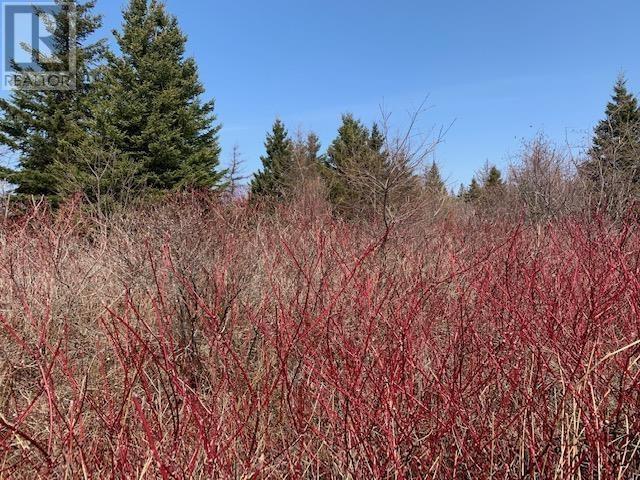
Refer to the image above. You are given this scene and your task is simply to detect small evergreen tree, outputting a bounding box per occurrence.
[326,114,373,173]
[464,178,481,203]
[305,132,324,165]
[94,0,223,192]
[251,119,293,199]
[369,123,385,154]
[325,114,388,213]
[223,144,246,198]
[424,162,446,196]
[283,131,326,198]
[483,165,504,190]
[0,0,105,200]
[294,131,324,176]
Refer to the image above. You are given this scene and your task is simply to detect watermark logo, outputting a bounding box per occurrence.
[2,1,76,90]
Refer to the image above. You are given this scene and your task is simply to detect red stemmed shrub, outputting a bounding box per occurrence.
[0,195,638,478]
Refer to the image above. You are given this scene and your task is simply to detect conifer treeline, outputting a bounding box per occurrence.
[0,1,639,219]
[0,0,222,206]
[250,77,640,219]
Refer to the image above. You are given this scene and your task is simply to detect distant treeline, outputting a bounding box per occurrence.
[1,1,639,221]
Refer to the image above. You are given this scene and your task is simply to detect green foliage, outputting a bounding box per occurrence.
[591,76,640,164]
[424,162,446,196]
[305,132,324,165]
[0,165,14,181]
[464,178,481,203]
[369,123,385,153]
[585,75,640,185]
[484,166,504,188]
[464,165,505,208]
[326,115,375,172]
[325,114,389,214]
[0,1,105,200]
[93,0,224,193]
[251,119,294,199]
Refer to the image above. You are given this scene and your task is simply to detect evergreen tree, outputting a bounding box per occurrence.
[95,0,223,192]
[325,114,390,211]
[251,119,293,199]
[369,123,385,154]
[324,114,423,219]
[285,131,326,197]
[305,132,323,165]
[585,75,640,186]
[0,1,105,200]
[424,162,446,196]
[483,165,504,190]
[464,178,481,203]
[326,114,373,173]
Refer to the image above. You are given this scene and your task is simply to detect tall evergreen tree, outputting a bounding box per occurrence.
[95,0,223,192]
[0,1,105,199]
[324,114,423,220]
[251,119,293,199]
[585,75,640,186]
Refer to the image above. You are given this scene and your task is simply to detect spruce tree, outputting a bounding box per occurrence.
[251,119,293,199]
[369,123,385,154]
[586,75,640,186]
[283,131,326,196]
[483,166,504,189]
[464,178,481,203]
[0,1,105,200]
[424,162,446,196]
[326,114,373,173]
[325,115,371,210]
[324,114,422,219]
[95,0,223,192]
[305,132,323,165]
[295,131,324,178]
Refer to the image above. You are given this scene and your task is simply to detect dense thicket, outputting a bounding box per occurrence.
[0,194,638,477]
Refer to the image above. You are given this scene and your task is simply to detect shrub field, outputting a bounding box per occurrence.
[0,196,639,478]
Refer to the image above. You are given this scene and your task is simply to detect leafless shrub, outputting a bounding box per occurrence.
[223,144,248,199]
[55,145,143,219]
[509,134,575,221]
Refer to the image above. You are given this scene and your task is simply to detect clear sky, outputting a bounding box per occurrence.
[6,0,640,189]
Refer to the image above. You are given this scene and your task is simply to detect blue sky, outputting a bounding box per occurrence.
[5,0,640,188]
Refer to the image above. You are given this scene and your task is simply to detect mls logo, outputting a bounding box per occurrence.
[2,1,77,90]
